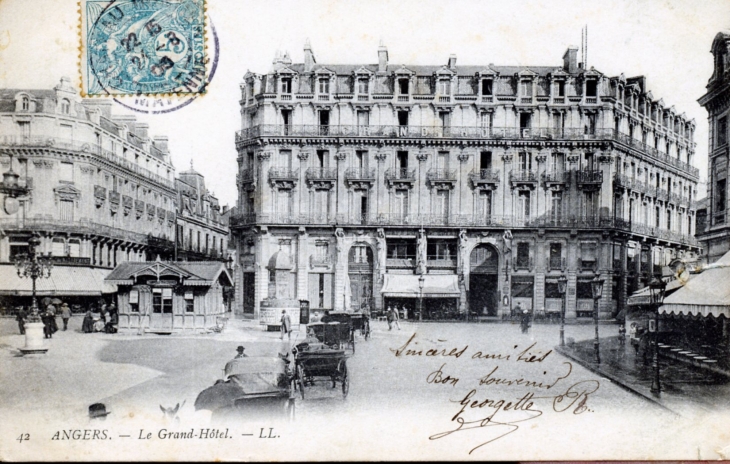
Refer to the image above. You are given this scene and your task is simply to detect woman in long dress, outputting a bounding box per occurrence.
[82,309,94,333]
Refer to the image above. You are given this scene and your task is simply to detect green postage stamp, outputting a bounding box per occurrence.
[80,0,207,96]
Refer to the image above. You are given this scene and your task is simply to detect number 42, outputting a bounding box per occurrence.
[17,433,29,443]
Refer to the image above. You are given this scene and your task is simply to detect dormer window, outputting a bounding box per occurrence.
[61,98,70,114]
[481,79,493,96]
[556,81,565,97]
[318,77,330,94]
[21,96,29,111]
[357,78,369,94]
[520,80,533,97]
[586,80,597,97]
[437,79,451,95]
[398,78,409,94]
[281,78,292,94]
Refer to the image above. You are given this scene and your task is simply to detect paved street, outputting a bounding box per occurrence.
[1,317,728,461]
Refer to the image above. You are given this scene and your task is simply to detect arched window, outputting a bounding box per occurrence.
[61,99,70,114]
[21,96,30,111]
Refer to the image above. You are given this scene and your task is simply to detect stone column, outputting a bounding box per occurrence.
[296,227,308,306]
[566,238,578,318]
[333,228,348,311]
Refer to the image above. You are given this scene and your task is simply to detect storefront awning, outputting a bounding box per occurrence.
[381,274,460,298]
[626,277,685,306]
[659,251,730,319]
[0,265,116,296]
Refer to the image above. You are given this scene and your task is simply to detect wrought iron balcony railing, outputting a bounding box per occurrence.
[384,168,416,183]
[305,167,337,181]
[575,170,603,184]
[344,167,376,181]
[541,170,570,186]
[426,168,457,182]
[235,125,699,177]
[509,169,538,184]
[268,167,299,180]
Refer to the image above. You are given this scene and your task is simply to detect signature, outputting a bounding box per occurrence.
[430,380,600,454]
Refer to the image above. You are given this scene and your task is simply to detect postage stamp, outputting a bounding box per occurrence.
[80,0,207,97]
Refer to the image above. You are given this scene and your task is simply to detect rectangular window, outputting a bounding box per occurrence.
[394,189,409,219]
[518,191,531,220]
[197,231,201,252]
[518,152,532,170]
[556,81,565,97]
[480,151,492,170]
[316,150,327,168]
[586,80,597,97]
[129,289,139,312]
[718,116,727,146]
[152,288,173,314]
[478,190,491,217]
[397,151,408,169]
[480,112,493,129]
[59,200,74,222]
[551,191,562,222]
[549,243,562,270]
[318,78,330,94]
[18,121,30,141]
[59,162,73,183]
[318,110,330,128]
[357,110,369,127]
[427,240,456,260]
[358,78,369,94]
[435,189,449,220]
[281,109,291,128]
[580,242,597,270]
[550,153,565,172]
[398,78,409,94]
[387,239,416,259]
[438,79,451,95]
[545,282,562,298]
[511,276,534,298]
[521,80,533,96]
[576,280,594,299]
[281,78,292,94]
[279,149,292,169]
[481,79,493,96]
[519,113,531,130]
[438,111,451,128]
[184,292,194,313]
[397,110,409,127]
[516,242,530,268]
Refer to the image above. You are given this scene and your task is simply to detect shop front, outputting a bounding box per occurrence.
[380,274,461,320]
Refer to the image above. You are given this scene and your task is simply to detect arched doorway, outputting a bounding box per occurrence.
[469,244,499,317]
[349,244,374,311]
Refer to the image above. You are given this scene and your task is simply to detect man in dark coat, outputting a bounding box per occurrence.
[16,306,26,335]
[520,309,531,334]
[280,310,292,340]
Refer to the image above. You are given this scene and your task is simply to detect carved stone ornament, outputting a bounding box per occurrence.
[147,203,156,220]
[566,154,580,164]
[53,184,81,204]
[297,151,310,161]
[121,195,133,216]
[416,152,429,162]
[109,191,120,214]
[135,200,145,219]
[32,160,54,169]
[157,207,166,224]
[79,165,95,175]
[458,152,470,163]
[93,185,106,208]
[167,210,175,226]
[535,155,547,163]
[257,151,272,161]
[375,151,388,162]
[501,153,513,162]
[335,151,348,161]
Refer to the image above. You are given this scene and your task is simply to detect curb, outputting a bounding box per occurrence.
[554,345,679,416]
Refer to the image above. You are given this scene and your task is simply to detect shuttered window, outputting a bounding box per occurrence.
[59,200,73,222]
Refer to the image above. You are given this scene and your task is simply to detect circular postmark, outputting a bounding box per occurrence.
[86,0,206,96]
[113,18,219,114]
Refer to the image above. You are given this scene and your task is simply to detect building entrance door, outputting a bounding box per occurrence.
[349,245,374,311]
[242,272,255,317]
[149,287,174,331]
[469,244,499,316]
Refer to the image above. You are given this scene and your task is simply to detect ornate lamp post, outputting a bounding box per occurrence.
[14,235,53,355]
[648,275,667,396]
[557,275,568,347]
[418,274,425,322]
[591,274,605,364]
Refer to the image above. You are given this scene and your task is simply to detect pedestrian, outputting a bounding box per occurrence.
[629,323,639,355]
[42,308,54,339]
[520,309,531,334]
[100,304,108,324]
[638,329,650,365]
[392,305,401,330]
[280,310,292,340]
[82,308,94,334]
[60,303,71,331]
[618,324,626,346]
[16,306,26,335]
[514,302,522,319]
[234,346,248,358]
[47,304,59,334]
[105,308,118,334]
[386,305,394,330]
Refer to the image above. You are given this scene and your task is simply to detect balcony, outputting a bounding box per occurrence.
[344,167,376,188]
[384,168,416,188]
[305,167,337,189]
[513,256,534,271]
[548,257,566,271]
[237,168,255,189]
[541,171,570,189]
[268,167,299,189]
[655,188,669,202]
[469,168,500,190]
[575,170,603,190]
[426,168,457,189]
[509,170,538,189]
[668,192,682,205]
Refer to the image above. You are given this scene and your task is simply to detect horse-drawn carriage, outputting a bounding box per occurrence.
[292,342,349,399]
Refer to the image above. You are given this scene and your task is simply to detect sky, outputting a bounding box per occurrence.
[1,0,728,205]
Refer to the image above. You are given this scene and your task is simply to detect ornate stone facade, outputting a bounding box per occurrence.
[232,44,701,321]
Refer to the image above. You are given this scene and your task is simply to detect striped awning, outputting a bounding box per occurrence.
[660,251,730,319]
[381,274,460,298]
[0,265,116,296]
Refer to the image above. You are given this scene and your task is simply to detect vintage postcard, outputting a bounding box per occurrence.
[1,0,730,461]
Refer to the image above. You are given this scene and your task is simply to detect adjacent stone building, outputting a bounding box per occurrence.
[175,163,230,262]
[231,43,701,321]
[698,31,730,264]
[0,78,177,309]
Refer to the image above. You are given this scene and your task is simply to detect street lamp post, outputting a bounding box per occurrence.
[418,274,425,322]
[591,274,605,364]
[557,276,568,347]
[14,235,53,355]
[648,275,667,396]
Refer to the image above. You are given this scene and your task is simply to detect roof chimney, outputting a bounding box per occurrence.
[563,47,578,74]
[304,39,316,72]
[448,54,457,69]
[378,42,388,73]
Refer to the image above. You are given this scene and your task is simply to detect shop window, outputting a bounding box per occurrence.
[544,282,562,299]
[427,240,456,260]
[576,280,593,299]
[387,239,416,259]
[516,242,530,269]
[511,276,534,298]
[580,242,597,271]
[549,243,562,270]
[152,288,173,314]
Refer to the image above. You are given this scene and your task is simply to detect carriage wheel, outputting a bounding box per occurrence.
[297,364,306,400]
[341,364,349,398]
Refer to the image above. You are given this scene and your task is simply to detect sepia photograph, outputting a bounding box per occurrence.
[0,0,729,460]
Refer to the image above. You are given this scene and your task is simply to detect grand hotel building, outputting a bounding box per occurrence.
[232,43,701,321]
